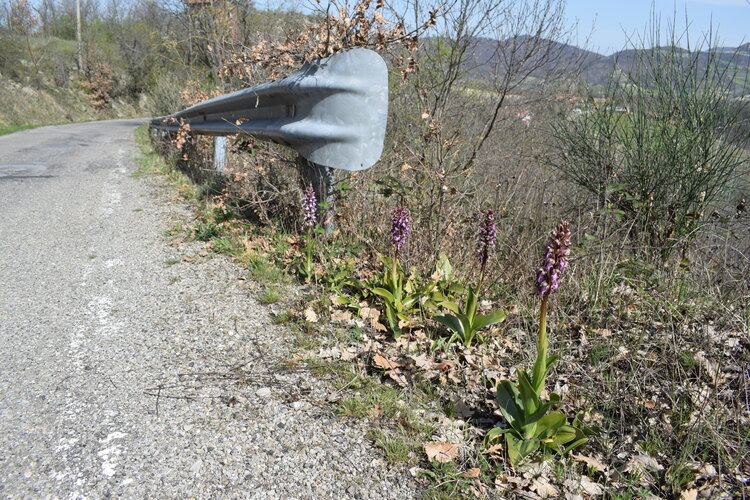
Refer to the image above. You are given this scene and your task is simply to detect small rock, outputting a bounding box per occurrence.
[256,387,272,398]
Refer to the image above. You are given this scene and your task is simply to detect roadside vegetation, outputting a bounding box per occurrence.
[8,0,750,497]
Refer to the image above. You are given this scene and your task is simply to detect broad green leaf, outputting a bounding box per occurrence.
[384,306,400,336]
[561,437,588,455]
[507,435,540,466]
[506,434,522,466]
[519,437,541,462]
[438,300,461,314]
[434,314,465,337]
[517,370,541,416]
[484,427,508,444]
[545,354,560,369]
[458,314,473,340]
[496,381,523,425]
[465,287,479,320]
[472,310,508,331]
[395,311,410,321]
[437,253,452,278]
[333,295,352,305]
[536,412,567,437]
[547,429,577,448]
[402,295,421,310]
[525,401,553,427]
[371,287,394,303]
[422,300,437,311]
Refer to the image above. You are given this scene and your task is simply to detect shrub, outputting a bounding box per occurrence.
[552,18,750,260]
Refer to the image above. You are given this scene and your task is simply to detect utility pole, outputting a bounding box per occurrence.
[76,0,82,72]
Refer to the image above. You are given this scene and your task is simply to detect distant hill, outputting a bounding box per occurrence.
[459,36,750,96]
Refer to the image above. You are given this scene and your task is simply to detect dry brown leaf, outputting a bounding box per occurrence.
[580,475,604,496]
[359,307,379,320]
[482,443,504,457]
[386,368,409,387]
[330,309,352,323]
[464,354,480,369]
[680,489,698,500]
[464,468,480,478]
[446,369,462,384]
[495,474,527,489]
[613,345,630,362]
[410,353,434,371]
[372,319,388,332]
[304,308,319,323]
[529,477,559,498]
[370,404,384,417]
[571,453,606,472]
[340,348,358,362]
[424,442,460,463]
[435,360,454,371]
[625,454,664,473]
[413,329,428,341]
[373,354,400,370]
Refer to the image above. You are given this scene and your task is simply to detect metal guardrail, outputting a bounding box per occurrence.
[149,48,389,172]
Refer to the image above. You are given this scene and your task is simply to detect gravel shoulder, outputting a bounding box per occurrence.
[0,120,419,498]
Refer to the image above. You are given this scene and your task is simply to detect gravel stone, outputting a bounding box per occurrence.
[255,388,272,398]
[0,120,420,498]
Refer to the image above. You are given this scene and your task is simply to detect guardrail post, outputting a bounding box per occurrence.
[214,136,227,172]
[298,157,335,234]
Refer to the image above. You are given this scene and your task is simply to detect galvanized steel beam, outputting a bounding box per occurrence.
[150,48,389,172]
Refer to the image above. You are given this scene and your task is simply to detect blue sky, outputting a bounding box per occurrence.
[261,0,748,54]
[565,0,749,54]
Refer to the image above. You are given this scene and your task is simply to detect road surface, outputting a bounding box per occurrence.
[0,120,417,498]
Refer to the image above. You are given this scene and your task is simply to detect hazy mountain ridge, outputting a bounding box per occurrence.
[462,36,750,95]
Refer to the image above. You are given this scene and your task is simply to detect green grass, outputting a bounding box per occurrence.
[191,221,221,241]
[247,255,286,283]
[163,223,184,237]
[0,123,49,136]
[0,118,82,136]
[366,427,417,464]
[272,310,293,324]
[303,360,438,467]
[132,126,197,200]
[132,126,168,177]
[258,286,282,305]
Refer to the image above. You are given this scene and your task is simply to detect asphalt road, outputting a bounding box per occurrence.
[0,120,416,498]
